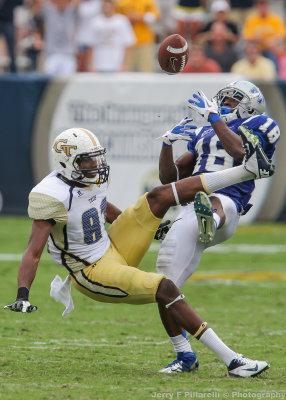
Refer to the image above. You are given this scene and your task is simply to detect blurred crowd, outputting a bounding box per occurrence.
[1,0,286,80]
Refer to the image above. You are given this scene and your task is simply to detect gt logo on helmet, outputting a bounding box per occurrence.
[53,139,77,157]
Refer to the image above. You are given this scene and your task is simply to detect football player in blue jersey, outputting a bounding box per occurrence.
[156,80,280,373]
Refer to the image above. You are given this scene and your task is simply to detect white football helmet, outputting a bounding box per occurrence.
[214,80,266,123]
[52,127,109,185]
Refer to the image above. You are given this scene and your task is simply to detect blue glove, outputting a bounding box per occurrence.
[188,90,218,121]
[161,117,197,146]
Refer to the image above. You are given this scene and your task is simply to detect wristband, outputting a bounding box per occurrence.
[17,286,29,300]
[162,142,171,147]
[208,113,221,124]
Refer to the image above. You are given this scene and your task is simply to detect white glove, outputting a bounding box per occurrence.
[188,90,218,121]
[4,300,37,313]
[160,117,197,146]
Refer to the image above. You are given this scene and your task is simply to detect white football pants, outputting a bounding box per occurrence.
[156,194,239,288]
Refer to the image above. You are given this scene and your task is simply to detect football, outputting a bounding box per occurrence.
[158,34,189,74]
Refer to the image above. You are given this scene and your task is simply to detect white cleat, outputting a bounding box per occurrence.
[194,191,215,244]
[239,125,275,179]
[228,354,270,378]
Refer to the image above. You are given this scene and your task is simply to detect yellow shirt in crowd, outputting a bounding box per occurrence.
[231,56,276,81]
[115,0,161,46]
[242,13,285,51]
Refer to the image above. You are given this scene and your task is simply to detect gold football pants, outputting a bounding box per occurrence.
[71,194,165,304]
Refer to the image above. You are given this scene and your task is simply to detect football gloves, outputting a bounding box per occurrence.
[160,117,197,146]
[154,220,171,241]
[4,300,37,313]
[4,286,37,313]
[188,91,218,121]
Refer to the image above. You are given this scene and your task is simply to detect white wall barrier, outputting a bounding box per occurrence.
[32,73,286,223]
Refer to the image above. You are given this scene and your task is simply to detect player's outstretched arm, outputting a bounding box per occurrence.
[4,220,52,313]
[209,118,245,162]
[158,117,197,184]
[188,91,245,162]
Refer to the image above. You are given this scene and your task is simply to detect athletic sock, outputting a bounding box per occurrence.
[170,330,193,354]
[199,328,237,366]
[202,165,254,194]
[213,213,221,230]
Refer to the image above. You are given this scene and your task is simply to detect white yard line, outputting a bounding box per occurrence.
[0,244,286,261]
[0,254,51,261]
[149,243,286,253]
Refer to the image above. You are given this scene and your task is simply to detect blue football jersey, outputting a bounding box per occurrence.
[187,115,280,214]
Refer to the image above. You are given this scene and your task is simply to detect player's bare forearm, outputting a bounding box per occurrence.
[106,202,122,223]
[17,220,52,289]
[159,146,178,184]
[17,251,40,289]
[211,118,245,162]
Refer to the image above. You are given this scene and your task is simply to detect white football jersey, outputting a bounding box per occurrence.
[28,171,110,273]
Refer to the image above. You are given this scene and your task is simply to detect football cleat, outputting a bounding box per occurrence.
[194,191,215,244]
[228,354,270,378]
[158,351,199,373]
[239,125,275,179]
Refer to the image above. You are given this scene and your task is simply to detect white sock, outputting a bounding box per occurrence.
[213,213,221,230]
[170,331,193,353]
[199,328,237,366]
[202,165,254,194]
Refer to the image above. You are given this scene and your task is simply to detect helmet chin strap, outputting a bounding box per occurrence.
[70,170,96,185]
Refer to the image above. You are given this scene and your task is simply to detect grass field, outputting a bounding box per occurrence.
[1,216,286,400]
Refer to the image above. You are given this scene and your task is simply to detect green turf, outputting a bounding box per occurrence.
[1,217,286,400]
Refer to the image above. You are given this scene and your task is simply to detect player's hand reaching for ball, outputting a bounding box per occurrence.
[188,91,218,121]
[160,117,197,146]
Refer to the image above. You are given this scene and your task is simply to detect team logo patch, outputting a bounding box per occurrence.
[54,139,77,157]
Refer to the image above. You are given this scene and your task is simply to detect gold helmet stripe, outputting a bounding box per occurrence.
[79,128,98,146]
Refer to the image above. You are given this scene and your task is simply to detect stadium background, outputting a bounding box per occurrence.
[0,73,286,222]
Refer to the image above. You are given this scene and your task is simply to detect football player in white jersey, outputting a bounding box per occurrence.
[5,125,273,376]
[156,80,280,372]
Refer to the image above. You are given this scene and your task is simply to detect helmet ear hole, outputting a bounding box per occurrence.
[60,162,66,168]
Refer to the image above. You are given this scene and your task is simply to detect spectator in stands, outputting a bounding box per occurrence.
[76,0,101,72]
[18,0,44,72]
[182,42,221,73]
[173,0,206,42]
[115,0,161,72]
[154,0,176,43]
[231,40,276,81]
[199,0,239,45]
[36,0,80,76]
[86,0,135,72]
[228,0,255,29]
[242,0,285,68]
[270,38,286,81]
[202,21,239,72]
[0,0,23,72]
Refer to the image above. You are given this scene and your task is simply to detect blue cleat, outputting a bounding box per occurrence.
[158,351,199,373]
